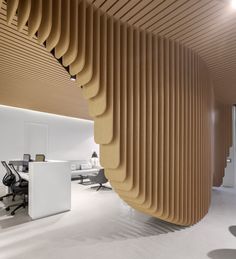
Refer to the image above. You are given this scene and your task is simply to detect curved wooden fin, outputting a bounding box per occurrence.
[37,0,52,44]
[17,0,31,32]
[54,0,70,59]
[7,0,19,25]
[62,0,79,67]
[75,4,94,84]
[69,0,86,75]
[46,0,61,51]
[28,0,42,38]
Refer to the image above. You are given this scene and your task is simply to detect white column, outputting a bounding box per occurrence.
[28,160,71,219]
[223,106,236,187]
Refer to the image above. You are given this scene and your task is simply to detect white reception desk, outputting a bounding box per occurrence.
[19,160,71,220]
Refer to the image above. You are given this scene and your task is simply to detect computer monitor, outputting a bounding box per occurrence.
[35,154,45,162]
[23,154,31,162]
[22,154,31,172]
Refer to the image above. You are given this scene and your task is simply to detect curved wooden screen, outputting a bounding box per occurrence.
[0,0,232,226]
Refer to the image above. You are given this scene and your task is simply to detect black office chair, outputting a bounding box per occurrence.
[0,161,16,201]
[88,169,112,191]
[5,164,28,215]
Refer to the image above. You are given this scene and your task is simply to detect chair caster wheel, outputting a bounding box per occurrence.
[5,207,10,211]
[11,212,15,216]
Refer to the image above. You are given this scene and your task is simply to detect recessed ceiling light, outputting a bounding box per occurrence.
[70,75,76,81]
[231,0,236,9]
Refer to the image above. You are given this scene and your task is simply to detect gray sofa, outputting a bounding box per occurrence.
[69,160,100,180]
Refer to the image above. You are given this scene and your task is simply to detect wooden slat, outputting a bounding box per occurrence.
[17,0,31,32]
[100,20,121,169]
[7,0,19,25]
[86,14,107,112]
[28,0,42,38]
[46,0,61,51]
[109,25,135,189]
[69,0,86,75]
[93,17,114,144]
[37,0,52,44]
[62,0,79,66]
[105,22,128,183]
[78,7,100,89]
[54,0,70,58]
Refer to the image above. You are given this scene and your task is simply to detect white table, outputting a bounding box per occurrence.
[19,160,71,220]
[19,172,29,181]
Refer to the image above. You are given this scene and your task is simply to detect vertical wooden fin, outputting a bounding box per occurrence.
[94,17,114,145]
[87,14,108,115]
[62,0,79,67]
[37,0,52,44]
[54,0,70,59]
[28,0,42,38]
[46,0,61,51]
[76,5,94,86]
[69,0,86,75]
[7,0,19,25]
[17,0,31,32]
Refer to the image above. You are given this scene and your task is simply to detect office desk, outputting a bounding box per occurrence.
[17,161,71,220]
[9,159,24,170]
[18,172,29,181]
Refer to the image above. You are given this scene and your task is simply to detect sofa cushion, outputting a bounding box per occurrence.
[80,163,92,170]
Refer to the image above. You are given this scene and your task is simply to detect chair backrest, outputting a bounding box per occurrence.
[96,169,108,184]
[1,161,16,186]
[8,164,22,184]
[35,154,45,162]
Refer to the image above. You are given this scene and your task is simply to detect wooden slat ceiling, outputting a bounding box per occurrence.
[88,0,236,104]
[0,2,91,120]
[0,0,236,106]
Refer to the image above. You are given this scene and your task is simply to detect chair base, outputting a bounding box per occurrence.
[5,201,22,210]
[10,201,28,215]
[5,194,28,215]
[0,193,14,201]
[91,184,112,191]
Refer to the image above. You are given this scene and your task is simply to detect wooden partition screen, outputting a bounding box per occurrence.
[0,0,232,226]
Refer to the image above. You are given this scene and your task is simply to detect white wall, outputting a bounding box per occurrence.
[223,106,236,188]
[223,146,235,187]
[0,105,99,182]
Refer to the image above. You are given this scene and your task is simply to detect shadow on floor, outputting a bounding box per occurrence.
[0,199,31,229]
[62,212,186,244]
[229,226,236,237]
[208,226,236,259]
[208,249,236,259]
[0,183,186,243]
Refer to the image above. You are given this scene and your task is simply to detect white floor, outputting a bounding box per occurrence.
[0,182,236,259]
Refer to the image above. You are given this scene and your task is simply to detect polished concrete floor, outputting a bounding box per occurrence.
[0,182,236,259]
